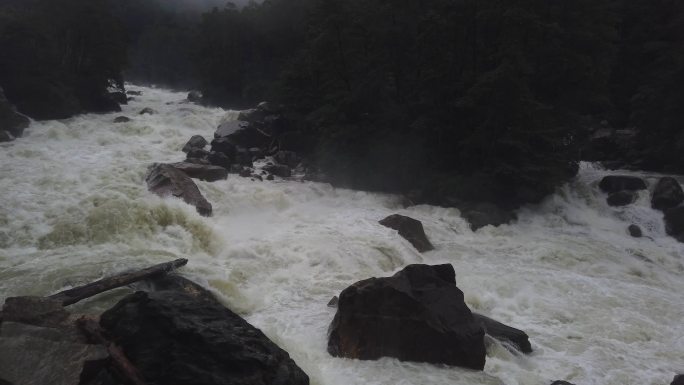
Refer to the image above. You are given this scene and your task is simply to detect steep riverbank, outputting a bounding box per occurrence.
[0,86,682,385]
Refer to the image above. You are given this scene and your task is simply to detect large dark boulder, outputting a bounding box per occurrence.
[378,214,434,252]
[145,163,212,216]
[0,87,30,139]
[651,177,684,211]
[664,206,684,242]
[472,313,532,354]
[171,162,228,182]
[100,288,309,385]
[606,191,637,207]
[187,90,203,103]
[181,135,208,153]
[215,120,271,149]
[328,264,486,370]
[598,175,647,194]
[671,374,684,385]
[208,151,231,168]
[459,203,517,231]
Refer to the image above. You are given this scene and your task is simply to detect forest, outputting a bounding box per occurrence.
[1,0,683,210]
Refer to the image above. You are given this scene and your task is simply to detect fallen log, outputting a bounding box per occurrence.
[49,258,188,306]
[77,317,148,385]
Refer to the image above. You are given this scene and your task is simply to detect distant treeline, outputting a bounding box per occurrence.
[1,0,683,208]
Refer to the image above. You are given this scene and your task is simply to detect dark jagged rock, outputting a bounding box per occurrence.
[327,296,339,308]
[550,381,576,385]
[100,289,309,385]
[145,163,212,216]
[607,191,637,206]
[379,214,434,252]
[187,90,203,103]
[252,174,263,182]
[181,135,208,153]
[139,107,156,115]
[274,150,301,168]
[671,374,684,385]
[0,87,30,139]
[598,175,647,194]
[472,313,532,354]
[171,162,228,182]
[651,177,684,211]
[187,148,211,160]
[266,174,275,181]
[230,164,245,174]
[237,108,267,123]
[628,224,642,238]
[664,206,684,242]
[208,151,231,168]
[328,264,486,370]
[126,90,142,96]
[239,168,252,178]
[113,116,131,123]
[210,136,238,159]
[264,164,292,178]
[257,101,280,114]
[459,202,517,231]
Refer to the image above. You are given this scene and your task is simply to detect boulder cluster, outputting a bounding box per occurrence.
[144,99,310,216]
[598,175,684,241]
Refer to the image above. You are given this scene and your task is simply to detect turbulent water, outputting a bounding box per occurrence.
[1,86,682,385]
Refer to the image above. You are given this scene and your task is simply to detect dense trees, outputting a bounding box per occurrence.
[1,0,683,208]
[0,0,127,119]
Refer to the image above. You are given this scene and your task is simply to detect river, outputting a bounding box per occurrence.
[0,86,682,385]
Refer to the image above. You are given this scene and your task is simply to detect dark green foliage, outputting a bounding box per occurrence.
[0,0,127,119]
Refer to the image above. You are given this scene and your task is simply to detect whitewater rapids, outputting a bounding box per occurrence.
[0,86,682,385]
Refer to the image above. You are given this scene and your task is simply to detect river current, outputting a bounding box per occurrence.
[0,86,682,385]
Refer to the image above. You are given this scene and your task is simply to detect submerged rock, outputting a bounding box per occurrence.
[145,163,212,216]
[113,116,131,123]
[379,214,434,252]
[628,224,642,238]
[550,381,576,385]
[187,90,203,103]
[651,177,684,211]
[171,162,228,182]
[100,285,309,385]
[181,135,208,153]
[328,264,486,370]
[472,313,532,354]
[607,191,637,207]
[1,296,69,327]
[598,175,647,193]
[139,107,156,115]
[664,206,684,242]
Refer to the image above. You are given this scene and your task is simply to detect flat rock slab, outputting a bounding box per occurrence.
[145,163,212,216]
[171,162,228,182]
[328,264,486,370]
[0,322,107,385]
[379,214,434,252]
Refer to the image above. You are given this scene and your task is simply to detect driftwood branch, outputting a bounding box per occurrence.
[49,258,188,306]
[77,317,148,385]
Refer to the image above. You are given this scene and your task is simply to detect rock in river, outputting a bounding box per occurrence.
[145,163,212,216]
[100,280,309,385]
[171,162,228,182]
[328,264,486,370]
[598,175,647,194]
[651,177,684,211]
[379,214,434,252]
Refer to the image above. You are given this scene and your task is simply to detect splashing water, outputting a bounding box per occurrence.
[0,86,682,385]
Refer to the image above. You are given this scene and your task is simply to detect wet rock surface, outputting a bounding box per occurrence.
[664,206,684,242]
[171,162,228,182]
[598,175,647,193]
[181,135,208,153]
[607,191,637,207]
[100,279,310,385]
[472,313,532,353]
[328,264,486,370]
[651,177,684,211]
[628,224,643,238]
[145,163,212,216]
[379,214,434,252]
